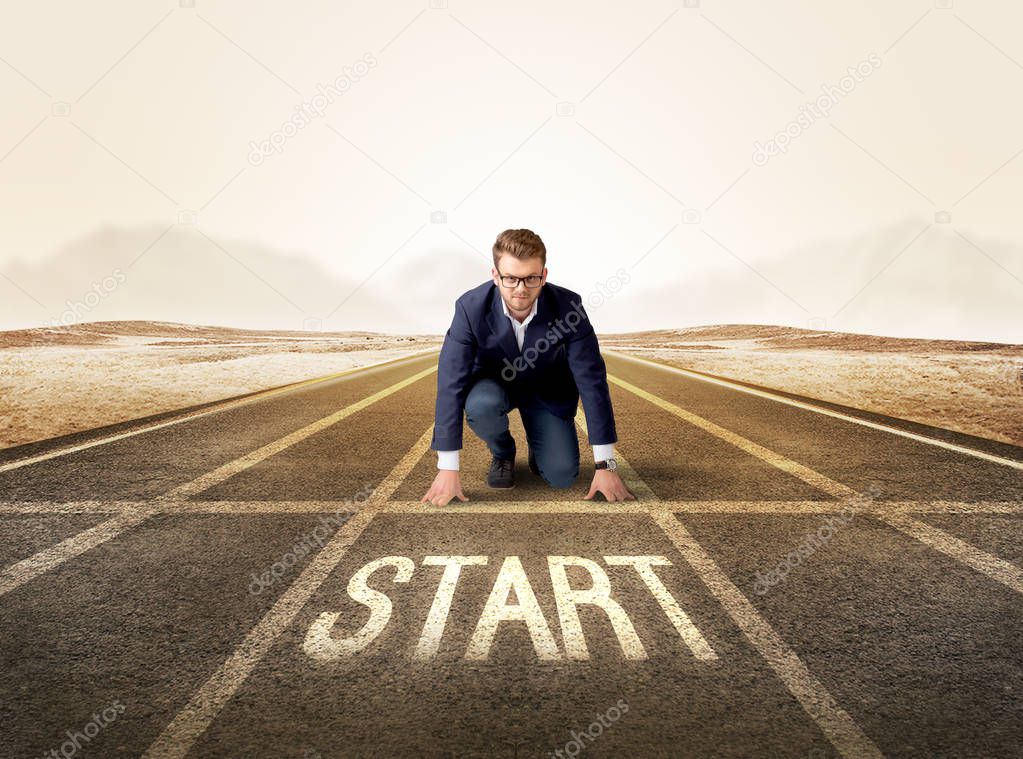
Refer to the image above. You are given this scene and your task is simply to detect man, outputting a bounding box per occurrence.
[421,228,635,507]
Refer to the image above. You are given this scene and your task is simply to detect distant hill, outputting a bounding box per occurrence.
[0,320,440,349]
[4,319,1019,355]
[601,324,1023,354]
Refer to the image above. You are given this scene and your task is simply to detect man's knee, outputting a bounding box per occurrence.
[465,380,507,421]
[542,457,579,489]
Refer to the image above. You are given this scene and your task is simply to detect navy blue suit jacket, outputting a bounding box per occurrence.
[430,280,618,452]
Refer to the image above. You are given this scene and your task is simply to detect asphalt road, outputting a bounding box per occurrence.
[0,349,1021,759]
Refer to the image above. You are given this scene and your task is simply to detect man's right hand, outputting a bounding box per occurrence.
[420,469,469,506]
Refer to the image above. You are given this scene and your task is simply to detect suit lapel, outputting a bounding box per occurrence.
[521,286,550,352]
[486,285,522,358]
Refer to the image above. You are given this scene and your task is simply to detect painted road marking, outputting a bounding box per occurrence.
[588,417,883,759]
[0,507,158,597]
[608,373,1023,598]
[304,555,417,661]
[142,425,433,759]
[574,407,658,500]
[881,512,1023,595]
[302,554,716,662]
[0,361,439,598]
[397,500,1023,515]
[4,499,1022,515]
[607,350,1023,471]
[605,554,718,661]
[653,510,882,759]
[158,365,437,501]
[0,350,439,475]
[605,373,853,499]
[414,555,489,662]
[465,556,562,662]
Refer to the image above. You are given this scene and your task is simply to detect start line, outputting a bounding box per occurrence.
[304,555,719,662]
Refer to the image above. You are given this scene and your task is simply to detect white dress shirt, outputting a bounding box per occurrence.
[436,295,615,471]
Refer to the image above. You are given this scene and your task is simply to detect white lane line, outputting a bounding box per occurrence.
[0,349,439,475]
[611,372,1023,596]
[597,436,883,758]
[142,425,433,759]
[880,512,1023,595]
[607,350,1023,471]
[0,361,437,596]
[4,500,1022,515]
[575,408,658,500]
[607,373,853,499]
[653,511,883,759]
[157,365,436,501]
[0,507,158,597]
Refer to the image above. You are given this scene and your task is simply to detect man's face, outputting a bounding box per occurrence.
[492,254,547,314]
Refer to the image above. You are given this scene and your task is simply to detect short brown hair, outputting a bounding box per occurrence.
[493,228,546,269]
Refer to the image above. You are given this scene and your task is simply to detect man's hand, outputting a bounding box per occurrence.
[584,469,636,502]
[421,469,469,507]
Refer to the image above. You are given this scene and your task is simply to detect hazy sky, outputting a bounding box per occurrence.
[1,0,1021,342]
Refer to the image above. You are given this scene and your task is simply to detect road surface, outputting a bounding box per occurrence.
[0,349,1021,758]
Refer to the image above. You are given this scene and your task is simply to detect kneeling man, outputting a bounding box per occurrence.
[421,228,635,506]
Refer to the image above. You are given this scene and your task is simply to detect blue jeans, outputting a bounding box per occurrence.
[464,377,580,489]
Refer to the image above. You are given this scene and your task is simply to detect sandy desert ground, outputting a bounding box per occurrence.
[602,325,1023,448]
[0,321,441,450]
[1,321,1019,452]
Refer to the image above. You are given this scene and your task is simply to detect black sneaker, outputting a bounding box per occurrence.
[487,455,515,489]
[528,447,539,476]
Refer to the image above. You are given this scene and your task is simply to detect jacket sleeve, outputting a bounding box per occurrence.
[564,299,618,446]
[430,299,479,451]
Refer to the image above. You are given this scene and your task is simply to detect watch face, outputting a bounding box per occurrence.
[607,458,617,471]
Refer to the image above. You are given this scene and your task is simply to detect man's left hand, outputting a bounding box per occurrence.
[584,469,636,502]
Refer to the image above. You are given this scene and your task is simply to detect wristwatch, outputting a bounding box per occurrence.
[594,457,618,472]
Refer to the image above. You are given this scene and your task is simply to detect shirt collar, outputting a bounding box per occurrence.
[501,294,538,324]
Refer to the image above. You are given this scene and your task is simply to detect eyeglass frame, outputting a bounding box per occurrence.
[495,267,546,289]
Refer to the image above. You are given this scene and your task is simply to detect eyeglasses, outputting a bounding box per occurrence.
[497,271,544,288]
